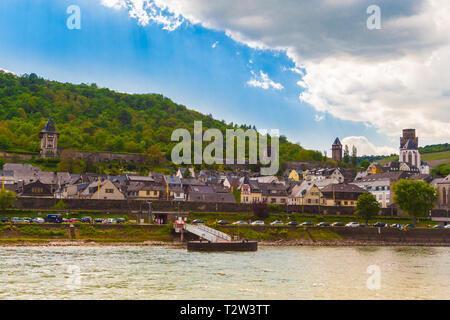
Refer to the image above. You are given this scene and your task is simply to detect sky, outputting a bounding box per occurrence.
[0,0,449,156]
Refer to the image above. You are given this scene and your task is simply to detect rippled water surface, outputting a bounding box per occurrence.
[0,246,449,299]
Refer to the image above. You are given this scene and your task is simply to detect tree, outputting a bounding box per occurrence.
[343,145,350,164]
[252,202,269,219]
[356,193,380,224]
[360,159,371,170]
[351,146,357,167]
[392,179,439,225]
[144,145,165,165]
[57,149,86,174]
[0,189,16,214]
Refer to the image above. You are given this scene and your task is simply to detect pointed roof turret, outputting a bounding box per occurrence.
[41,118,57,133]
[333,137,342,146]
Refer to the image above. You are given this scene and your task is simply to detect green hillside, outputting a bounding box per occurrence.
[0,71,324,165]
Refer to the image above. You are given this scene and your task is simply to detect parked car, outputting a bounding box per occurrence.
[404,224,415,228]
[270,220,284,226]
[300,221,314,227]
[94,218,105,224]
[331,222,345,227]
[373,222,387,227]
[69,218,81,223]
[251,220,265,226]
[11,217,23,223]
[217,220,230,225]
[232,220,247,225]
[0,217,9,223]
[287,221,298,226]
[317,222,330,227]
[80,217,92,223]
[23,217,32,223]
[192,219,205,224]
[390,223,402,228]
[62,218,69,223]
[45,214,63,223]
[444,225,450,229]
[432,225,444,229]
[32,217,45,224]
[106,218,117,224]
[345,222,360,228]
[116,218,126,223]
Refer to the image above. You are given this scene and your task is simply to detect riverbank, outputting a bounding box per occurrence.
[0,224,448,247]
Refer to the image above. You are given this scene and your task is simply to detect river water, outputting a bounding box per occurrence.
[0,246,448,299]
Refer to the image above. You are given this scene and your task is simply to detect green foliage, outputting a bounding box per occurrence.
[267,203,282,213]
[356,193,381,224]
[392,179,439,224]
[419,143,450,154]
[0,71,323,166]
[431,163,450,178]
[53,199,67,210]
[252,203,269,219]
[359,159,371,170]
[232,189,241,204]
[0,189,16,213]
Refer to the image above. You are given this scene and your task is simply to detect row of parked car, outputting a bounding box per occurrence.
[0,215,127,224]
[191,219,450,228]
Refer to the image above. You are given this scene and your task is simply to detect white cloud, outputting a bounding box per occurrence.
[314,114,325,122]
[342,136,398,156]
[247,70,283,90]
[101,0,184,30]
[101,0,450,142]
[0,68,13,74]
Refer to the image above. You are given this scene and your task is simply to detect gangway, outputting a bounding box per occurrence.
[184,224,232,242]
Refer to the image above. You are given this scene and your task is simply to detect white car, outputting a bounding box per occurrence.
[106,218,117,224]
[270,220,284,226]
[345,222,360,228]
[445,225,450,229]
[33,217,45,223]
[232,221,247,225]
[251,220,265,226]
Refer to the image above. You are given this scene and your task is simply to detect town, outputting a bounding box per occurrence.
[0,119,448,227]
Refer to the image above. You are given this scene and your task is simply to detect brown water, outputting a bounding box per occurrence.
[0,246,448,299]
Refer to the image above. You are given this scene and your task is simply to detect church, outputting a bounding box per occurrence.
[398,129,430,174]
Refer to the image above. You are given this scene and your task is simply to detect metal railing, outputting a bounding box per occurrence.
[196,224,232,241]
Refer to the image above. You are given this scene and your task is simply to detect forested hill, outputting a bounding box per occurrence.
[0,71,324,163]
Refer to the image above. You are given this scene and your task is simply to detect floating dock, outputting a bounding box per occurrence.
[174,220,258,252]
[187,240,258,252]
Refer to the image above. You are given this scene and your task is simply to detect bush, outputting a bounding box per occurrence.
[267,203,282,213]
[252,203,269,219]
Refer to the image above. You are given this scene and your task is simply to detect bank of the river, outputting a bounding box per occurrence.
[0,223,448,247]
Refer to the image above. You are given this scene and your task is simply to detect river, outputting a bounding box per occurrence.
[0,246,448,299]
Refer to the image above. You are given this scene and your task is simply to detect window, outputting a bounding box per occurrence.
[146,191,150,196]
[271,198,276,203]
[378,194,383,200]
[105,189,114,194]
[32,187,44,193]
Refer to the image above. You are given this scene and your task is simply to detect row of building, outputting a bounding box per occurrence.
[1,161,448,209]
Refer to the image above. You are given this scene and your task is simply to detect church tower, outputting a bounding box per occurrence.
[332,137,343,162]
[399,129,420,168]
[39,118,59,158]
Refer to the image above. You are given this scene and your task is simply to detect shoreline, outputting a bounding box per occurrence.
[0,239,449,247]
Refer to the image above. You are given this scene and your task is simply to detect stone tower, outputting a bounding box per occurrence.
[399,128,421,168]
[332,137,343,162]
[39,118,59,158]
[400,129,418,149]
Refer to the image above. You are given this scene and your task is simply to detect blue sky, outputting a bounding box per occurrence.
[1,0,448,155]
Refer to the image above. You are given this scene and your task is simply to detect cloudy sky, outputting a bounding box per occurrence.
[1,0,449,156]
